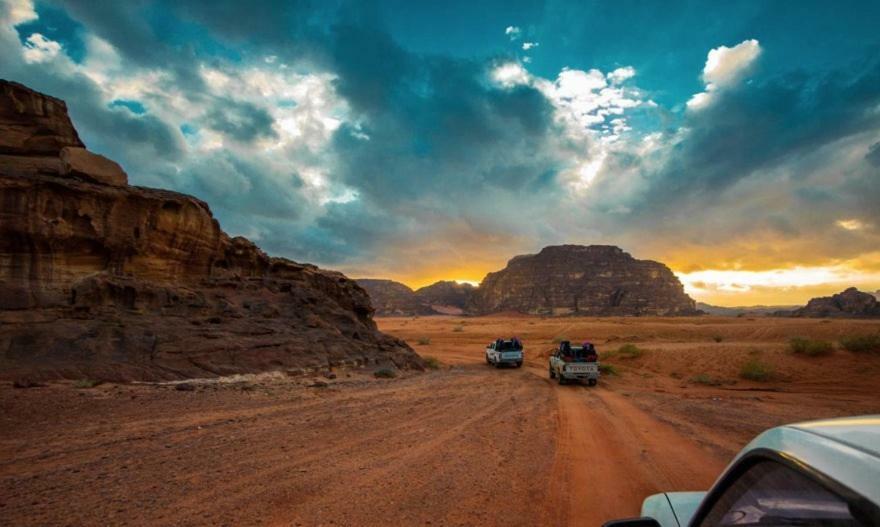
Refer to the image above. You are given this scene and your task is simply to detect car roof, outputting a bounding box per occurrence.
[790,415,880,458]
[740,415,880,505]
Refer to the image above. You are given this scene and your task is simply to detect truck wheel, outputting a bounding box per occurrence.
[515,361,522,368]
[549,368,555,379]
[485,355,491,365]
[588,379,597,386]
[495,360,502,369]
[558,373,566,385]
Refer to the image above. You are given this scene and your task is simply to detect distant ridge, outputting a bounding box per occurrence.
[697,302,800,317]
[361,244,698,317]
[774,287,880,318]
[356,279,475,316]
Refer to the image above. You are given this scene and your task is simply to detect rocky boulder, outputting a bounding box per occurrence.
[0,80,422,381]
[781,288,880,318]
[470,245,698,316]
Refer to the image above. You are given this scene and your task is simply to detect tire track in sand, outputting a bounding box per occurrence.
[533,369,726,526]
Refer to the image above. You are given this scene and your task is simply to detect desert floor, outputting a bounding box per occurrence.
[2,316,879,526]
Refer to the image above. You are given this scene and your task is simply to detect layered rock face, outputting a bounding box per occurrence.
[470,245,698,316]
[780,288,880,318]
[0,80,422,381]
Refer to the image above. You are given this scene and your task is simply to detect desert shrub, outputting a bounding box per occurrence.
[423,356,442,370]
[740,358,773,381]
[452,325,464,332]
[789,337,834,356]
[373,368,397,379]
[416,337,431,345]
[839,334,880,353]
[691,373,722,386]
[712,335,724,343]
[617,343,644,359]
[599,364,618,376]
[74,379,102,389]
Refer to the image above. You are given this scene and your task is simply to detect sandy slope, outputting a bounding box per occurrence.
[2,315,878,526]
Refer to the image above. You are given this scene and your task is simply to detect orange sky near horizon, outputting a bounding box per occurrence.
[346,253,880,308]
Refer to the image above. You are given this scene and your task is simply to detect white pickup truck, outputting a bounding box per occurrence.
[485,339,524,368]
[549,341,599,385]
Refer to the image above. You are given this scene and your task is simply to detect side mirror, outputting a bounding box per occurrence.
[602,518,661,527]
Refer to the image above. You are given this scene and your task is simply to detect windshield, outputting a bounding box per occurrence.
[499,340,522,351]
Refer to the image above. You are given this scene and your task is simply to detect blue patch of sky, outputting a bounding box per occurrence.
[110,99,147,115]
[375,0,880,111]
[15,1,87,63]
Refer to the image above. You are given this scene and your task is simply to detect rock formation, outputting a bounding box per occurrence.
[470,245,698,316]
[356,279,476,316]
[778,288,880,318]
[356,279,434,316]
[414,281,475,315]
[0,80,422,381]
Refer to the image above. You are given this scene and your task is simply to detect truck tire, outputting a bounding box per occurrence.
[515,361,522,368]
[588,379,597,386]
[486,354,491,365]
[549,367,555,379]
[558,373,566,385]
[495,360,502,369]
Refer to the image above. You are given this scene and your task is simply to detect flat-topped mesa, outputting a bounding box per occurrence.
[0,80,422,381]
[470,244,698,316]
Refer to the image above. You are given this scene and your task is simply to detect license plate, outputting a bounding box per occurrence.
[570,365,597,373]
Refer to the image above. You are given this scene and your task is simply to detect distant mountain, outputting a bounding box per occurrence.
[696,302,800,317]
[775,287,880,318]
[363,245,699,317]
[471,245,698,316]
[356,279,475,316]
[412,281,475,315]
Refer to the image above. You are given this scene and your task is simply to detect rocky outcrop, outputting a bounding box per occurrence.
[0,80,422,381]
[414,281,475,315]
[355,279,430,316]
[778,288,880,318]
[470,245,698,316]
[356,279,475,316]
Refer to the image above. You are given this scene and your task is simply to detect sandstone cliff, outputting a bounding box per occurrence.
[0,80,422,381]
[470,245,698,316]
[777,288,880,318]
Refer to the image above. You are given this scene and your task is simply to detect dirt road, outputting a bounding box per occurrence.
[3,315,878,526]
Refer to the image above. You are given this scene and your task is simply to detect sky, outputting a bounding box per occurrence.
[2,0,879,306]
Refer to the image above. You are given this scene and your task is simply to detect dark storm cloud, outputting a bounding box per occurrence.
[327,24,559,209]
[178,151,305,220]
[203,98,278,143]
[867,142,880,167]
[49,0,208,92]
[635,57,880,214]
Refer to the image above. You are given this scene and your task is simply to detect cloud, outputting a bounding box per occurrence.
[2,2,878,302]
[688,39,761,110]
[21,32,61,62]
[522,41,538,51]
[607,66,635,84]
[491,61,530,87]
